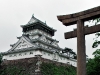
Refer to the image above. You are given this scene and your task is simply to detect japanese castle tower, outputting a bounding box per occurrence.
[2,15,77,67]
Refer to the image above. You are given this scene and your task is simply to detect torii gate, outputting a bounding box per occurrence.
[57,6,100,75]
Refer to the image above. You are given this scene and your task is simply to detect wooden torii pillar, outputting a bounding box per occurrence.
[57,6,100,75]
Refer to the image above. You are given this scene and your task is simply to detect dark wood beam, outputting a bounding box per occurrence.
[57,6,100,26]
[65,24,100,39]
[57,6,100,20]
[77,20,86,75]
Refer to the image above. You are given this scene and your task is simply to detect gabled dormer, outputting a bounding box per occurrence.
[21,15,56,36]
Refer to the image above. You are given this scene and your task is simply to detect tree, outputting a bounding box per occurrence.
[62,47,76,59]
[92,33,100,48]
[86,49,100,75]
[0,53,2,65]
[87,31,100,75]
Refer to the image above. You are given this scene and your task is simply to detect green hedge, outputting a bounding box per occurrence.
[0,66,29,75]
[41,63,76,75]
[0,62,76,75]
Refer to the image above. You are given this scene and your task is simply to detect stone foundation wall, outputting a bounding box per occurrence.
[1,57,70,75]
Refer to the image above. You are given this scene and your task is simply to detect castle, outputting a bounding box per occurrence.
[2,14,77,67]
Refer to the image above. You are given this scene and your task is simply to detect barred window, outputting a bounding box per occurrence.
[14,54,17,56]
[19,53,22,56]
[43,52,46,55]
[9,55,12,57]
[48,53,50,56]
[60,57,62,60]
[30,52,33,54]
[24,53,27,55]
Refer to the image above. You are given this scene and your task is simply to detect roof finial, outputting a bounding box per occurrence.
[32,14,34,18]
[45,21,46,24]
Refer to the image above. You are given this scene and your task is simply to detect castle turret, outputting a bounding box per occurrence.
[21,15,56,38]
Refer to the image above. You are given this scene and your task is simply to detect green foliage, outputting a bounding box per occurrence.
[86,55,100,75]
[92,33,100,48]
[0,53,2,65]
[93,18,100,25]
[92,18,100,48]
[86,47,100,75]
[41,63,76,75]
[87,58,99,75]
[93,49,100,58]
[62,48,77,59]
[0,66,29,75]
[92,40,100,48]
[87,30,100,75]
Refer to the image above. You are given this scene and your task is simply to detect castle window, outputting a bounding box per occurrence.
[19,53,22,56]
[54,54,56,58]
[67,62,70,65]
[32,26,34,29]
[63,58,65,60]
[14,54,17,56]
[49,47,52,49]
[48,53,50,56]
[9,55,12,57]
[43,52,46,55]
[30,52,33,54]
[24,53,27,55]
[60,57,62,60]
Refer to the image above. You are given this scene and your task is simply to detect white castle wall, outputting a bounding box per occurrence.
[25,29,52,38]
[3,50,77,67]
[29,35,39,40]
[3,50,36,60]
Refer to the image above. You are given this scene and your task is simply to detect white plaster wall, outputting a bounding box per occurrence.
[69,59,76,66]
[41,51,77,67]
[37,29,52,38]
[41,51,53,60]
[15,42,32,50]
[25,29,52,38]
[51,41,59,47]
[47,39,51,44]
[36,43,53,51]
[29,35,39,40]
[3,50,77,67]
[3,51,36,60]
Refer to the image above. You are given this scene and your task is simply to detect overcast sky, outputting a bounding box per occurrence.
[0,0,100,58]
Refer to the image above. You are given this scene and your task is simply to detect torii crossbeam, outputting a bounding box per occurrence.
[57,6,100,75]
